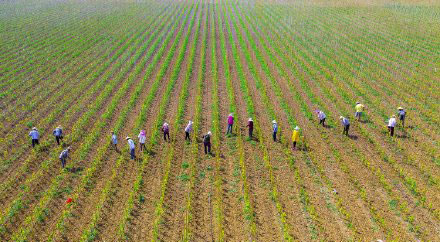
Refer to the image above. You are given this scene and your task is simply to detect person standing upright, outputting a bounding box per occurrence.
[227,113,234,135]
[138,130,146,151]
[161,122,170,142]
[247,118,254,139]
[29,127,40,148]
[53,126,63,145]
[340,116,350,136]
[397,107,406,128]
[272,120,278,142]
[126,137,136,160]
[388,115,397,137]
[355,102,365,121]
[185,120,193,142]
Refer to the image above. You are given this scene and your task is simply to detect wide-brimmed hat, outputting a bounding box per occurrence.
[272,120,277,124]
[229,113,233,117]
[67,146,71,150]
[392,115,396,118]
[57,125,62,129]
[163,122,169,126]
[207,131,212,136]
[294,126,300,130]
[248,118,253,122]
[339,116,344,120]
[188,120,193,124]
[126,136,131,140]
[398,107,403,110]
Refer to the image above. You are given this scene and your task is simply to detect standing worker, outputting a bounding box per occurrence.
[388,115,397,137]
[397,107,406,128]
[355,102,365,121]
[161,122,170,142]
[272,120,278,141]
[317,110,326,127]
[247,118,254,139]
[203,131,212,155]
[340,116,350,136]
[227,113,234,135]
[111,131,118,151]
[126,137,136,160]
[138,130,146,151]
[291,126,300,150]
[53,126,63,145]
[29,127,40,148]
[185,120,193,142]
[59,147,71,168]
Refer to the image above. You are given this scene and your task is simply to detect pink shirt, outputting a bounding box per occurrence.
[228,116,234,125]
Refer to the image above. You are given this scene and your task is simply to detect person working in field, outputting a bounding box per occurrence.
[247,118,254,139]
[355,102,365,121]
[203,131,212,155]
[161,122,170,142]
[138,130,146,151]
[185,120,193,142]
[388,115,397,137]
[111,131,118,151]
[126,137,136,160]
[316,110,326,127]
[59,147,71,168]
[53,126,63,145]
[291,126,300,150]
[340,116,350,136]
[29,127,40,148]
[397,107,406,128]
[272,120,278,142]
[227,113,234,135]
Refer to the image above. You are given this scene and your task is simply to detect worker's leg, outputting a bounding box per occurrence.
[293,141,297,150]
[249,129,252,138]
[60,158,65,168]
[32,139,36,148]
[130,148,135,159]
[322,118,325,126]
[208,143,211,154]
[273,132,276,141]
[204,144,208,154]
[166,132,170,141]
[390,127,394,137]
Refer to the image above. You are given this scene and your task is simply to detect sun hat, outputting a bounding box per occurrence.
[248,118,253,122]
[398,107,403,110]
[32,127,37,130]
[207,131,212,136]
[126,136,131,140]
[294,126,300,130]
[229,113,233,116]
[392,115,396,118]
[67,146,71,150]
[272,120,276,124]
[57,125,62,129]
[339,116,344,120]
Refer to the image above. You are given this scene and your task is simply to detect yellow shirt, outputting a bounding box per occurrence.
[292,130,300,142]
[355,104,364,112]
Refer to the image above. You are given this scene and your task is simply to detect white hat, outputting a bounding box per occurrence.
[188,120,192,124]
[294,126,299,130]
[398,107,403,110]
[57,125,62,129]
[272,120,276,124]
[339,116,344,120]
[67,146,71,150]
[392,115,396,118]
[229,113,233,117]
[164,122,169,126]
[126,136,131,140]
[248,118,253,122]
[32,127,37,130]
[207,131,212,136]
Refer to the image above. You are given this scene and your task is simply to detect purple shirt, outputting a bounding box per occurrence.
[228,116,234,125]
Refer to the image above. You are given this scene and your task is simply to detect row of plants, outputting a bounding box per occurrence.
[260,6,433,238]
[46,4,186,241]
[116,3,194,240]
[221,1,294,240]
[0,5,179,238]
[216,3,257,239]
[234,4,363,240]
[0,8,165,174]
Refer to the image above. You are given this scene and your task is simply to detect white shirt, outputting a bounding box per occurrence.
[388,118,397,127]
[138,133,146,144]
[128,139,135,149]
[318,111,326,120]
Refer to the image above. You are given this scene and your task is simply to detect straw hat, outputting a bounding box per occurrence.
[229,113,233,117]
[32,127,37,130]
[248,118,253,122]
[126,136,131,140]
[207,131,212,136]
[392,115,396,118]
[57,125,62,129]
[339,116,344,120]
[67,146,71,150]
[272,120,277,124]
[398,107,403,110]
[294,126,300,131]
[163,122,169,126]
[188,120,193,124]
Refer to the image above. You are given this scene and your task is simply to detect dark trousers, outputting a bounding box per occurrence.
[248,128,253,138]
[60,158,66,168]
[55,135,62,145]
[185,132,190,141]
[293,141,297,149]
[32,139,39,148]
[130,148,136,159]
[389,126,394,137]
[343,125,350,136]
[273,132,277,141]
[400,117,405,128]
[204,143,211,154]
[319,118,325,126]
[140,143,146,151]
[163,131,170,141]
[227,124,233,134]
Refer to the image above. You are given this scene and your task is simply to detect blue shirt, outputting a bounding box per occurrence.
[341,118,350,126]
[112,134,118,144]
[29,130,39,139]
[53,128,62,137]
[273,123,278,132]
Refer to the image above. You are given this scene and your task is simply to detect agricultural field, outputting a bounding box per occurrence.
[0,0,439,241]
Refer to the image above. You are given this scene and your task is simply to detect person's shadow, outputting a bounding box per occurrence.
[348,135,358,140]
